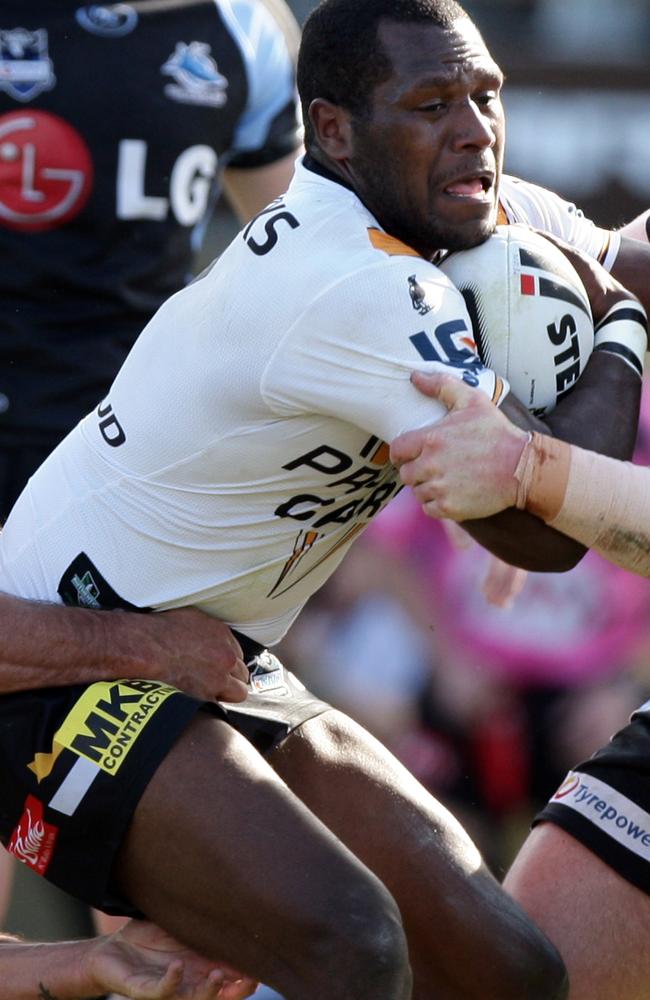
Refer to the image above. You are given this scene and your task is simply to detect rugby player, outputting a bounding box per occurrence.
[0,1,645,997]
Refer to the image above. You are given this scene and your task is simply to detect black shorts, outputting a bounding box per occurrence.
[0,645,331,915]
[535,698,650,895]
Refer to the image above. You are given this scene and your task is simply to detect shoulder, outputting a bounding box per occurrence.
[499,174,615,263]
[498,174,581,225]
[217,0,300,55]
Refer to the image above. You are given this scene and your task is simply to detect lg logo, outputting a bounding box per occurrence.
[0,110,217,231]
[117,139,217,226]
[0,110,93,231]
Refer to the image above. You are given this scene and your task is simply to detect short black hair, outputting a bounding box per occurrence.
[297,0,470,148]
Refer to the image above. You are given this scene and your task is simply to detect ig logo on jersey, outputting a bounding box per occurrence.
[0,110,93,231]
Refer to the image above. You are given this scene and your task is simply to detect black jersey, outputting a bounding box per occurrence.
[0,0,299,440]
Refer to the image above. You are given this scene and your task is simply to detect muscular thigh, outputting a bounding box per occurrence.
[504,702,650,1000]
[112,710,394,985]
[505,823,650,1000]
[269,709,564,1000]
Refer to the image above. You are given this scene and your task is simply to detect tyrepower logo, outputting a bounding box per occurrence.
[8,795,58,874]
[551,771,650,861]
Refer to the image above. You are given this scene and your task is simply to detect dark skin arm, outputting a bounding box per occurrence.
[610,236,650,316]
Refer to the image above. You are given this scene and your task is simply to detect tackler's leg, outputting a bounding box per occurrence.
[505,703,650,1000]
[505,824,650,1000]
[269,709,568,1000]
[113,711,412,1000]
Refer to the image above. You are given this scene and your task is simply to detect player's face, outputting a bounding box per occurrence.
[347,18,504,258]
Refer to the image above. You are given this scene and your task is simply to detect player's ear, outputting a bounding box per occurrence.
[308,99,353,161]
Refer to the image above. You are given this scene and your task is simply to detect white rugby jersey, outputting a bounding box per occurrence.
[0,158,505,645]
[498,174,621,271]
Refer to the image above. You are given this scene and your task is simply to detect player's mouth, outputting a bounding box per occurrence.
[441,171,495,203]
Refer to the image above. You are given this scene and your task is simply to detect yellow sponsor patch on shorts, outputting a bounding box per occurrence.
[29,680,177,779]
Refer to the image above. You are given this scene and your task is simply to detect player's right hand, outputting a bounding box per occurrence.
[134,607,250,703]
[391,371,528,521]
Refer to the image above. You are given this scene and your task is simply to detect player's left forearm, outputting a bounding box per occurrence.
[609,236,650,316]
[0,937,96,1000]
[544,350,642,459]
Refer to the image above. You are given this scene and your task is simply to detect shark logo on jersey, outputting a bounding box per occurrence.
[408,275,432,316]
[75,5,139,37]
[0,29,55,102]
[162,42,228,108]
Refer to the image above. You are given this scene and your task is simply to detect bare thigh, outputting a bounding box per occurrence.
[505,822,650,1000]
[269,709,568,1000]
[112,711,411,1000]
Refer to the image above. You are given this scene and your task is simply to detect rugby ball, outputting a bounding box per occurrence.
[439,224,594,415]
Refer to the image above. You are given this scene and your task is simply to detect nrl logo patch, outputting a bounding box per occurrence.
[162,41,228,108]
[0,28,55,102]
[76,5,139,38]
[249,652,290,697]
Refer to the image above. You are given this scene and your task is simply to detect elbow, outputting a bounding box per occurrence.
[514,542,587,574]
[463,510,588,573]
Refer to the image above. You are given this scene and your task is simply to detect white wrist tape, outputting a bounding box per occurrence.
[514,432,571,520]
[593,300,648,378]
[548,446,650,577]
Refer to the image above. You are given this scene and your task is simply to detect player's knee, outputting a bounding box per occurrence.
[343,886,410,996]
[532,946,569,1000]
[304,875,411,999]
[504,934,568,1000]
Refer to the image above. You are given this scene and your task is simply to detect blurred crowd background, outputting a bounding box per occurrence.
[7,0,650,952]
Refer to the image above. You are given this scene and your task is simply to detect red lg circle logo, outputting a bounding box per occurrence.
[0,110,93,231]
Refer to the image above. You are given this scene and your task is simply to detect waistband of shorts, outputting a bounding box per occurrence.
[231,630,265,663]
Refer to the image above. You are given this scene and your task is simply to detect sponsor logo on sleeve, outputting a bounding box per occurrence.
[550,770,650,862]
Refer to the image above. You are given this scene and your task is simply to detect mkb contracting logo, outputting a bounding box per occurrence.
[29,680,176,780]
